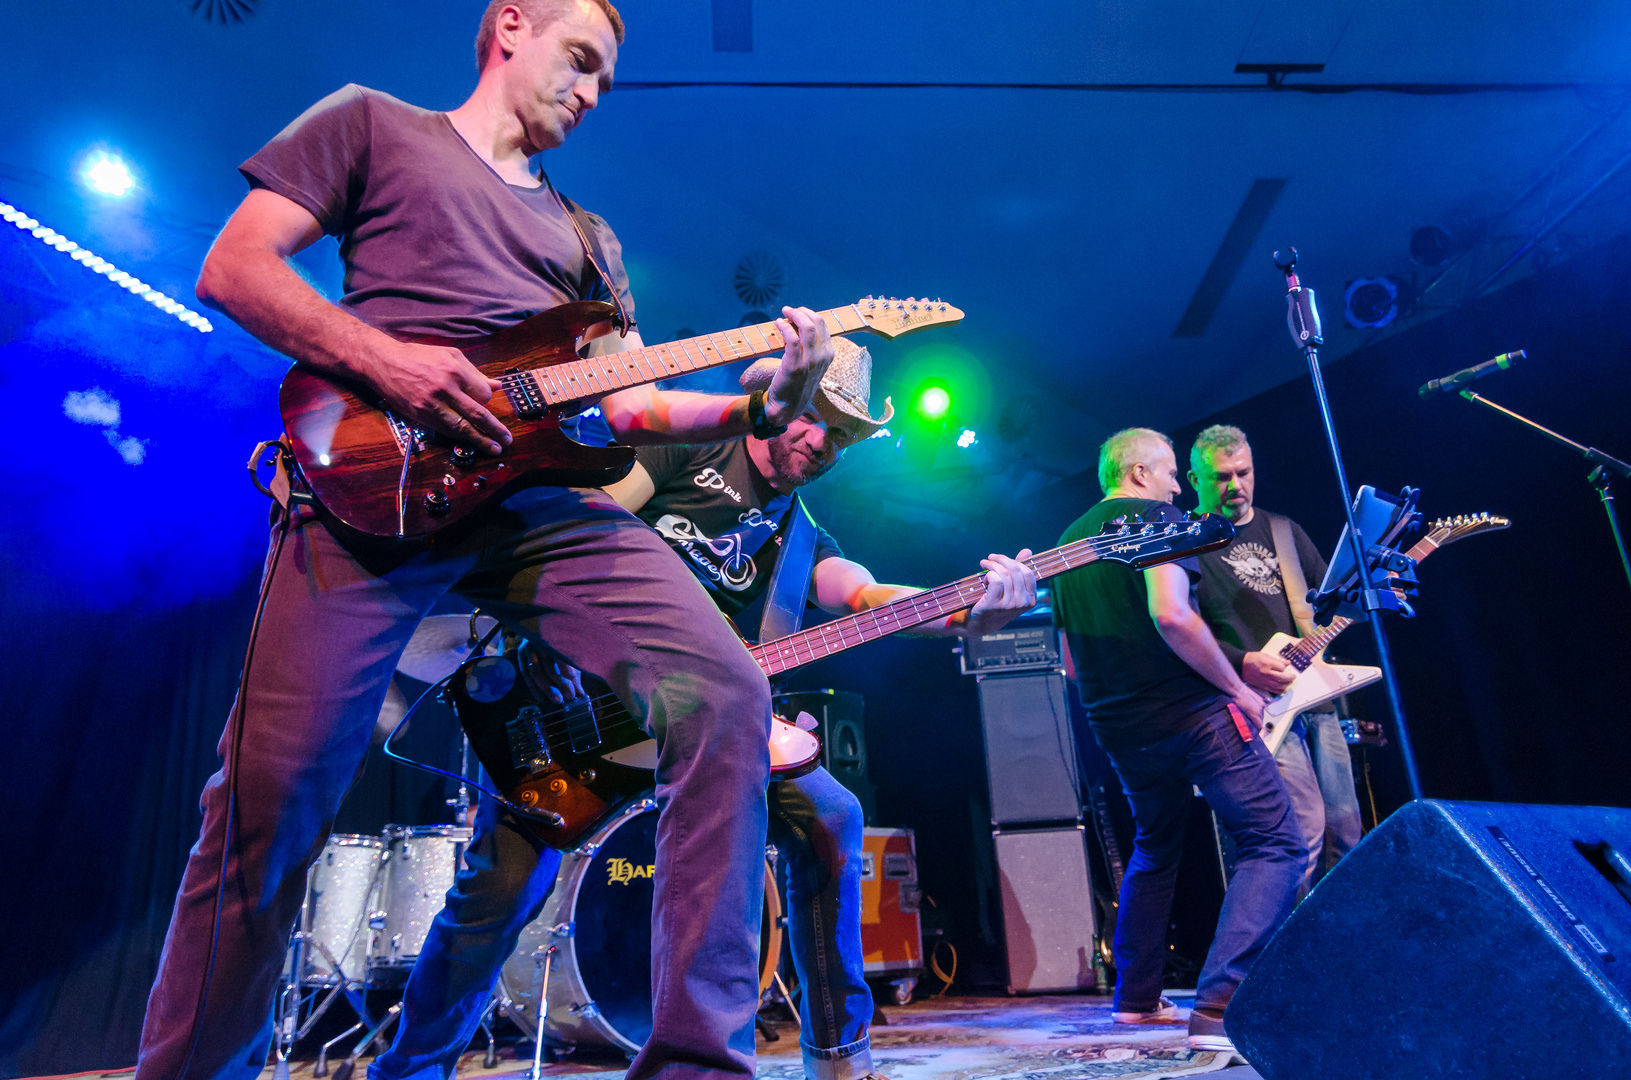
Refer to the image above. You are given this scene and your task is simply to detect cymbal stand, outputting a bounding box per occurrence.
[1275,248,1424,800]
[1457,389,1631,596]
[527,940,561,1078]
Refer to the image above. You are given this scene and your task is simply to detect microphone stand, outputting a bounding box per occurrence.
[1457,389,1631,595]
[1274,248,1425,801]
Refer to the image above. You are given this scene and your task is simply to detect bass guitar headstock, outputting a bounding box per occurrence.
[849,296,964,340]
[1097,512,1235,569]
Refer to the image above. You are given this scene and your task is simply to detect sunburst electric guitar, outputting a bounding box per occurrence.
[1257,512,1510,755]
[279,297,962,542]
[450,512,1236,849]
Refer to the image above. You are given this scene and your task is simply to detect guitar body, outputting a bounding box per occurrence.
[279,301,636,541]
[1257,631,1382,755]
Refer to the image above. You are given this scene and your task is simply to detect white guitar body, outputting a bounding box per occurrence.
[1257,631,1381,756]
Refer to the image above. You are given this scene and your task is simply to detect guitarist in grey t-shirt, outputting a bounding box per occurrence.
[1188,425,1364,891]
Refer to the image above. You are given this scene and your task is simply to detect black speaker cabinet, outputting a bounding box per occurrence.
[976,671,1081,826]
[1228,799,1631,1079]
[772,689,876,825]
[993,825,1098,993]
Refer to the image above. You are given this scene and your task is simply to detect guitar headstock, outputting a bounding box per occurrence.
[849,296,964,340]
[1423,511,1511,548]
[1096,512,1235,569]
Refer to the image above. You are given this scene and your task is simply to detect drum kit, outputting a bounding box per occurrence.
[272,615,793,1077]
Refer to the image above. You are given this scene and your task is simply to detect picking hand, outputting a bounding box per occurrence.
[521,642,587,705]
[364,339,513,455]
[764,305,835,426]
[964,549,1039,637]
[1241,650,1296,695]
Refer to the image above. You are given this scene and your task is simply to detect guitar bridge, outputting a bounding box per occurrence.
[507,705,552,774]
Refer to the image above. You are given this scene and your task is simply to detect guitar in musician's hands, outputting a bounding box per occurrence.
[960,549,1039,637]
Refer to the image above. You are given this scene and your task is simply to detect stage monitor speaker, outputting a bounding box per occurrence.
[977,671,1081,826]
[1228,799,1631,1079]
[993,826,1097,994]
[772,689,877,825]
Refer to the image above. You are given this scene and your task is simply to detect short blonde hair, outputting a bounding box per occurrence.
[1098,427,1172,495]
[475,0,625,73]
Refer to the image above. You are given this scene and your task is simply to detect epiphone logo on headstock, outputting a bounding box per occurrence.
[606,857,656,884]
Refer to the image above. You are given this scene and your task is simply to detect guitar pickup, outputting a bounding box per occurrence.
[506,705,552,774]
[500,371,550,420]
[562,696,602,755]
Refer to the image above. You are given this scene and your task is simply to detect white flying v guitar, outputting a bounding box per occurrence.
[1258,512,1509,755]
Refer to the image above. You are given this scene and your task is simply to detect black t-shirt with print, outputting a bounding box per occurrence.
[1052,498,1225,753]
[634,441,843,616]
[1194,509,1327,672]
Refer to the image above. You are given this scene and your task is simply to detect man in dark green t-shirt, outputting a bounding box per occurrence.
[1052,428,1300,1055]
[1188,424,1364,890]
[601,336,1040,1080]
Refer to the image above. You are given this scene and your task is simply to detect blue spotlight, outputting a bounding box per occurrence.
[80,151,136,197]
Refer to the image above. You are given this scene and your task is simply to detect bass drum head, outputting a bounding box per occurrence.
[500,798,782,1054]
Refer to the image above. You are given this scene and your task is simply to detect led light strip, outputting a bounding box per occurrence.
[1,200,213,332]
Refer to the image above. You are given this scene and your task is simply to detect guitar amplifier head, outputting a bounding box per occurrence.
[958,621,1062,675]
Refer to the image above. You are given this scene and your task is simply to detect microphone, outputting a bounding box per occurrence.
[1417,350,1524,399]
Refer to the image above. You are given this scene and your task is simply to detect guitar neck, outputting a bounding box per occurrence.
[1294,533,1440,656]
[750,535,1113,677]
[519,303,885,405]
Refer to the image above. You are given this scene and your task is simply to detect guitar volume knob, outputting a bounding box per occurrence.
[423,490,450,515]
[451,446,477,467]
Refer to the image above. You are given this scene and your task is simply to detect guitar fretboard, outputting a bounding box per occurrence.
[750,524,1206,676]
[506,301,948,407]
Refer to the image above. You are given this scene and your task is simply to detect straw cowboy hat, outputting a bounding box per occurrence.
[739,336,894,439]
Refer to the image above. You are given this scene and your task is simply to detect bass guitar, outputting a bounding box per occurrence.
[280,297,961,542]
[1258,512,1510,755]
[449,512,1236,849]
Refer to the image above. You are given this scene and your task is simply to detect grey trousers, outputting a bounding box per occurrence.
[134,488,772,1080]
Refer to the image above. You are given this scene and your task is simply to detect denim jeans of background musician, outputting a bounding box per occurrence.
[370,766,876,1080]
[134,487,773,1080]
[1273,710,1364,893]
[1106,703,1303,1015]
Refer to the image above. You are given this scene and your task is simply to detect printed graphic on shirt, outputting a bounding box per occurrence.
[1222,541,1283,595]
[652,512,778,593]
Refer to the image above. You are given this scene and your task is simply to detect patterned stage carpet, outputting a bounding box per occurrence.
[274,993,1241,1080]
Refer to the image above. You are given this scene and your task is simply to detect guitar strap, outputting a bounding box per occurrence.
[757,495,819,643]
[1268,511,1318,639]
[548,179,634,336]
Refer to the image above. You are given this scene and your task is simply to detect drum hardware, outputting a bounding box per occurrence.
[526,938,563,1079]
[477,995,501,1069]
[328,1002,401,1080]
[313,1021,363,1079]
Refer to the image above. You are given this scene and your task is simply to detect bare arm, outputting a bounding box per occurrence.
[601,460,656,512]
[598,305,834,444]
[811,551,1038,638]
[1146,563,1266,725]
[197,188,512,454]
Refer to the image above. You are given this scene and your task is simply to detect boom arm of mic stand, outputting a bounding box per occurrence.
[1458,391,1631,595]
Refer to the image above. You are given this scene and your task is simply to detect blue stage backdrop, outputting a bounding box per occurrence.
[3,228,1631,1075]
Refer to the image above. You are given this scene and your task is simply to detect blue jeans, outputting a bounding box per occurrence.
[370,770,874,1080]
[767,769,873,1080]
[1274,711,1364,891]
[135,488,771,1080]
[1106,703,1302,1014]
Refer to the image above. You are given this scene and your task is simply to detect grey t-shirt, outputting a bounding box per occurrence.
[240,83,634,342]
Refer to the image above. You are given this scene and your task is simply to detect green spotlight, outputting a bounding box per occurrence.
[916,385,951,420]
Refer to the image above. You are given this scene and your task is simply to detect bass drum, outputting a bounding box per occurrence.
[498,797,783,1054]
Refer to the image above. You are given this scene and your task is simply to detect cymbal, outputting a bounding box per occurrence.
[397,614,500,683]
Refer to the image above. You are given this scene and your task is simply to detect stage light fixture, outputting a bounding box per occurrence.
[80,152,136,197]
[1343,276,1398,329]
[956,428,978,449]
[915,385,951,420]
[0,200,212,332]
